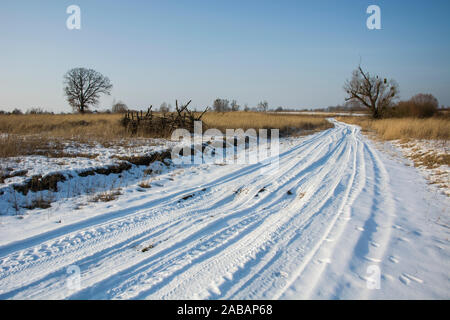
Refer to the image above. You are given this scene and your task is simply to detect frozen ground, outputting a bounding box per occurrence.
[0,138,180,216]
[0,120,448,299]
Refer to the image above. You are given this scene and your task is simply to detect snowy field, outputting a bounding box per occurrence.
[0,120,448,299]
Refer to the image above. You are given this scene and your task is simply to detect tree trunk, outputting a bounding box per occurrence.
[372,106,380,119]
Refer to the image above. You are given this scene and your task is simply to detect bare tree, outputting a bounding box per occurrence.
[344,66,398,118]
[63,68,113,113]
[26,107,48,114]
[112,100,128,113]
[230,100,240,111]
[275,106,283,112]
[213,98,230,112]
[257,100,269,112]
[159,102,170,113]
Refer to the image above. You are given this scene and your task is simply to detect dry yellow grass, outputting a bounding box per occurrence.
[0,113,126,141]
[0,112,332,158]
[409,152,450,169]
[202,112,332,135]
[0,112,331,139]
[337,116,450,141]
[337,116,450,192]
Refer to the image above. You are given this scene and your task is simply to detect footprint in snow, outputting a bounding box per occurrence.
[364,256,382,263]
[275,271,289,278]
[389,256,399,264]
[399,273,423,285]
[410,230,422,237]
[382,273,395,282]
[317,258,332,264]
[397,237,411,243]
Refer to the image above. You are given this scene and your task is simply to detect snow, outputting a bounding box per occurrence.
[0,138,179,216]
[0,120,448,299]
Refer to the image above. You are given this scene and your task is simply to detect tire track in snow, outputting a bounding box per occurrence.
[0,120,400,300]
[65,128,347,299]
[72,125,353,299]
[0,127,335,298]
[279,124,397,299]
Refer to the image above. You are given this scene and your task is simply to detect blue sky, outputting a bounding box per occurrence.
[1,0,449,112]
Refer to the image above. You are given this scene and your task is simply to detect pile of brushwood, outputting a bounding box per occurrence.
[121,100,208,136]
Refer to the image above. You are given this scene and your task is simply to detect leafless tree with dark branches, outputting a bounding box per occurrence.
[63,68,113,113]
[344,66,399,118]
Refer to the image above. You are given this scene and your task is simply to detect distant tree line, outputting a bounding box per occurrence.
[313,101,368,113]
[0,108,55,115]
[211,98,270,112]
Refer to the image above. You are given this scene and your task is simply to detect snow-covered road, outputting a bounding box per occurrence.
[0,120,448,299]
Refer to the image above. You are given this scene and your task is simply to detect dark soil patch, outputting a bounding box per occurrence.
[13,173,66,195]
[22,198,52,210]
[181,194,194,201]
[33,151,98,159]
[0,169,28,184]
[114,150,172,166]
[141,244,155,252]
[78,162,132,177]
